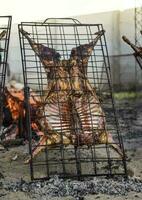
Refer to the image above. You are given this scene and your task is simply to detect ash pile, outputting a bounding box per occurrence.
[1,176,142,199]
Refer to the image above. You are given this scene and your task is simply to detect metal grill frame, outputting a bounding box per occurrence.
[18,18,127,180]
[0,16,12,130]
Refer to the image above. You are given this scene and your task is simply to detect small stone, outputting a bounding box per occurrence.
[11,154,18,161]
[0,145,5,151]
[76,197,84,200]
[130,153,135,157]
[127,168,134,177]
[0,193,6,198]
[0,173,4,179]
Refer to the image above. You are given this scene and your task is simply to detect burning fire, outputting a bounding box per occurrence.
[1,81,42,143]
[5,88,25,121]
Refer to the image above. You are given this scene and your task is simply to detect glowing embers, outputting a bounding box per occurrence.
[1,82,40,143]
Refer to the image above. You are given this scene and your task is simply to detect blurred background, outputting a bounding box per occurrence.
[0,0,141,91]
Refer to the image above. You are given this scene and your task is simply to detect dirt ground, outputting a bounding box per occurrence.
[0,97,142,200]
[0,146,142,200]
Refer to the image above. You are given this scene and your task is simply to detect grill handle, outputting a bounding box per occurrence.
[42,18,81,24]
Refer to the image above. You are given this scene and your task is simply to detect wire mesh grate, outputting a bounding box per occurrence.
[18,18,127,180]
[0,16,12,130]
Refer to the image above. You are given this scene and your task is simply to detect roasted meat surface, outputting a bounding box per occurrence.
[20,29,123,162]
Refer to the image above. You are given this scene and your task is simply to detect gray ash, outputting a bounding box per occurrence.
[1,176,142,199]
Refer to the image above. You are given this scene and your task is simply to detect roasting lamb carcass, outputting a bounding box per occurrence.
[122,35,142,56]
[20,29,123,162]
[122,35,142,70]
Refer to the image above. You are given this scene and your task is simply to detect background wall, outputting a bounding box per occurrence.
[74,8,142,90]
[7,8,142,90]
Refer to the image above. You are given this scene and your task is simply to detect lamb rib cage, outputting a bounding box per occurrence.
[0,16,12,130]
[18,18,127,180]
